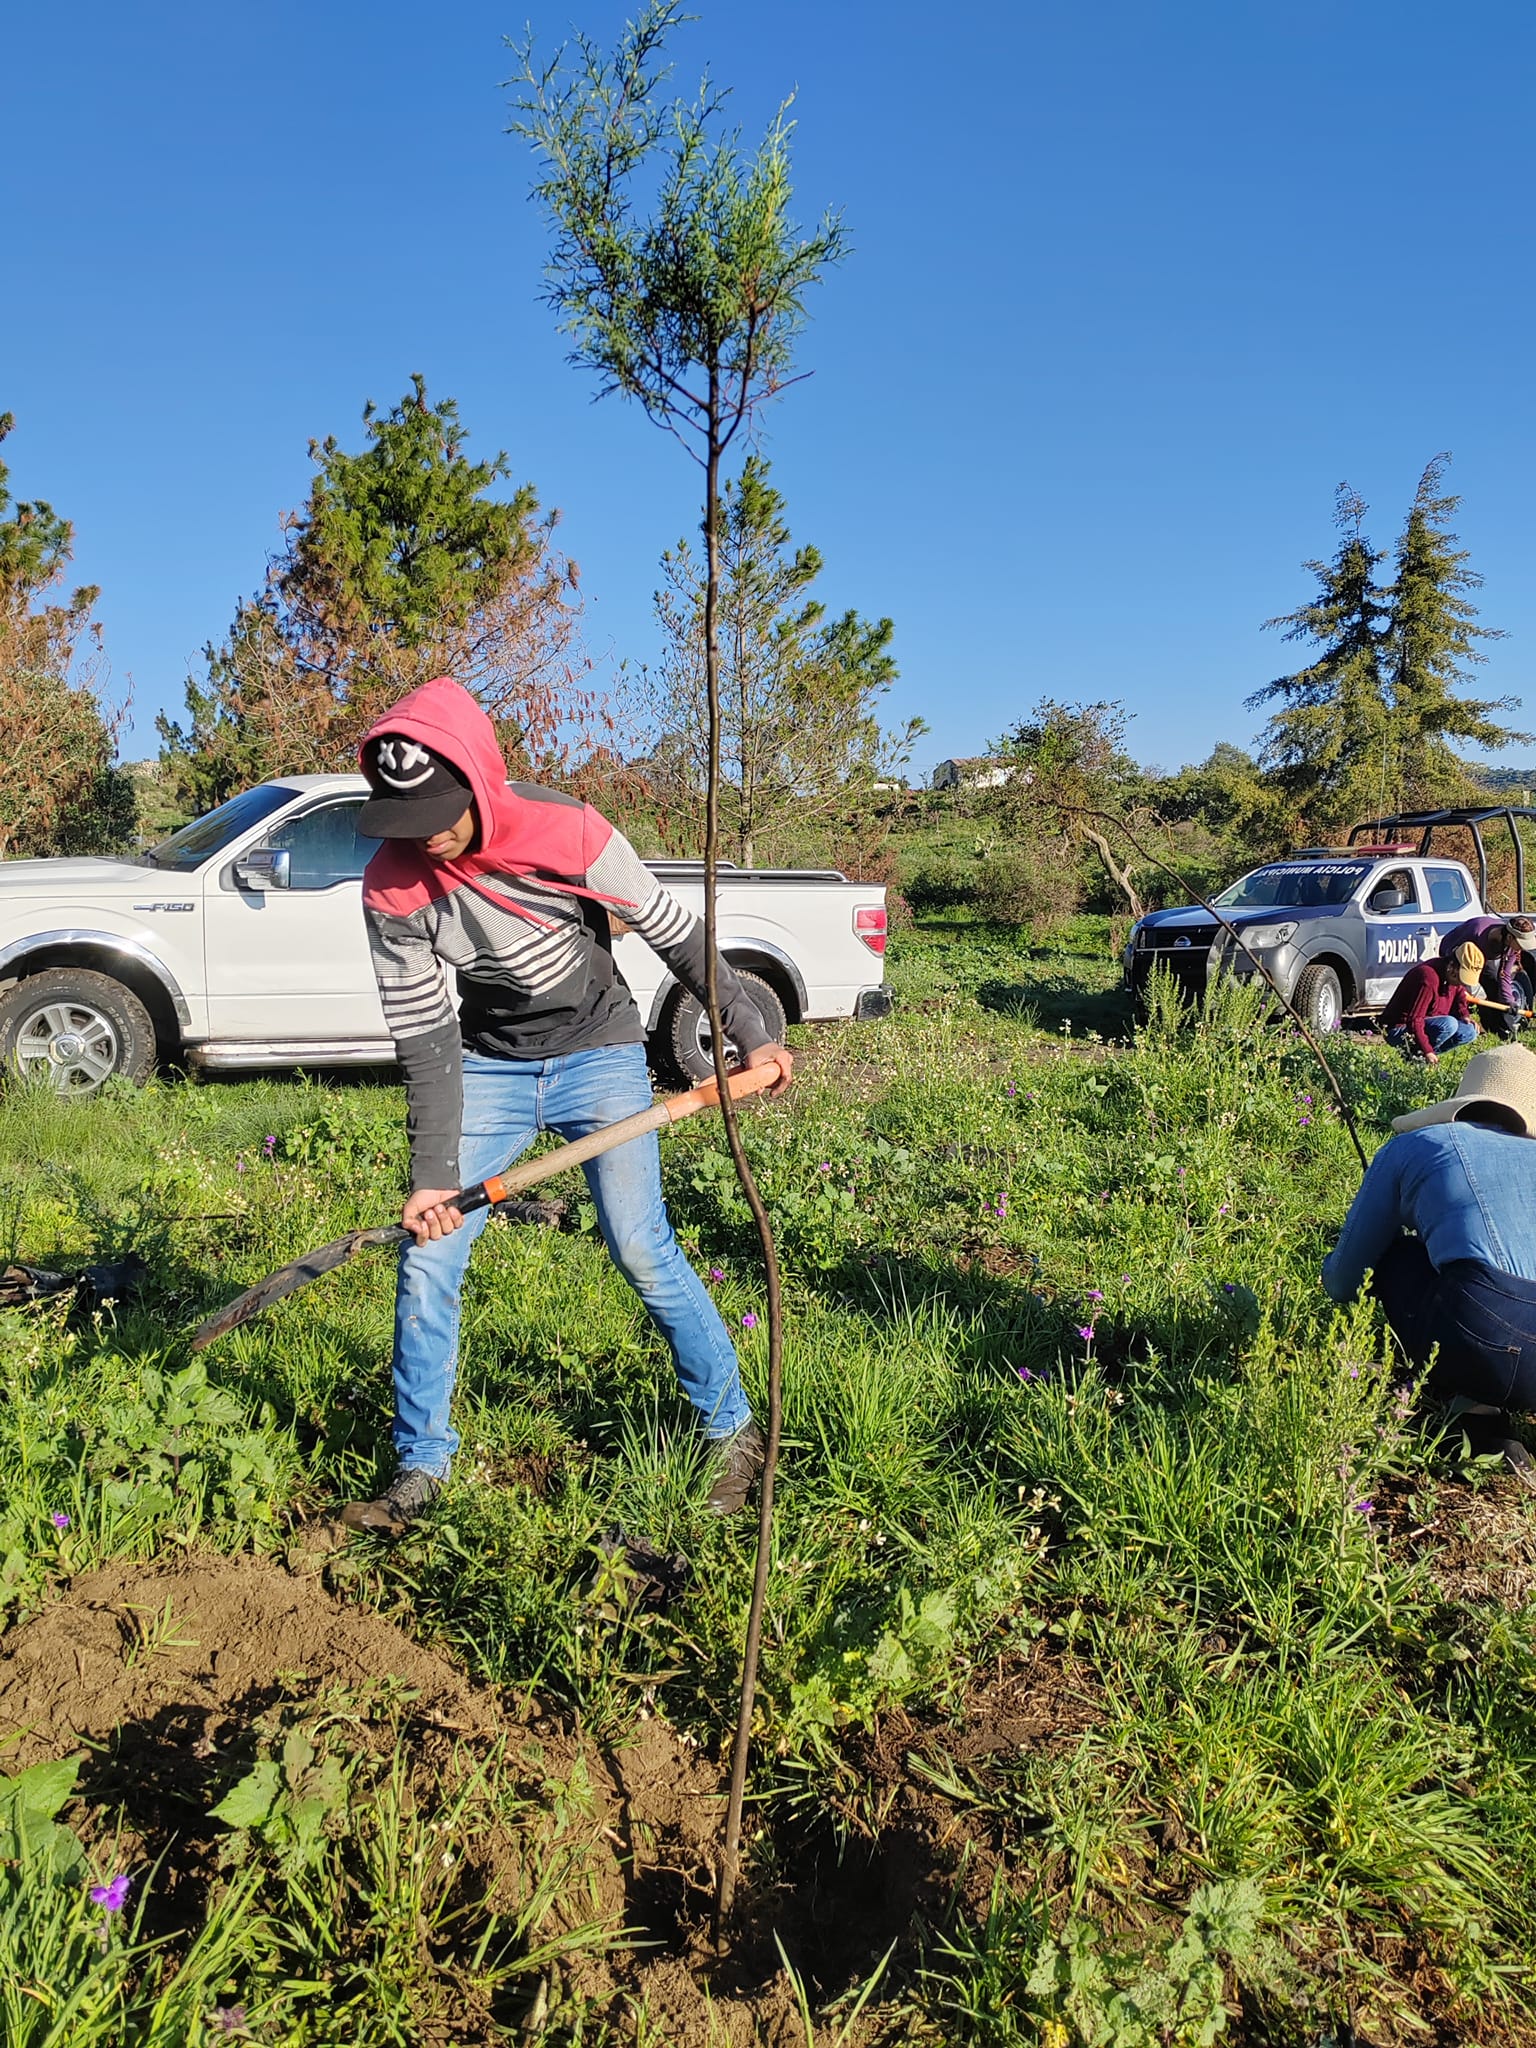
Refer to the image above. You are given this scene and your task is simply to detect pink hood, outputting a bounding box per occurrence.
[359,678,622,917]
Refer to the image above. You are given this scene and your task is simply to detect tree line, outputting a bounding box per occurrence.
[0,390,1524,884]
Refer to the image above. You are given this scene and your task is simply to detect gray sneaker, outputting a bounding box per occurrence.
[339,1466,444,1536]
[706,1421,767,1516]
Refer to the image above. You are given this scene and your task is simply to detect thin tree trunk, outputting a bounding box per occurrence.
[706,371,786,1938]
[1080,824,1145,920]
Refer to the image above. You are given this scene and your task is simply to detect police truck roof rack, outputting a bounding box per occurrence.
[1346,806,1536,913]
[1291,843,1415,859]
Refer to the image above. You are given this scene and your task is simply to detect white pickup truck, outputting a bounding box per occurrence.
[0,775,893,1093]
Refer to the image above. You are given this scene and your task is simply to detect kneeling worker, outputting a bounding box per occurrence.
[1321,1043,1536,1486]
[1379,941,1483,1064]
[1440,912,1536,1042]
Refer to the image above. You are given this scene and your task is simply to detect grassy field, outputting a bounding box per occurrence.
[1,917,1535,2045]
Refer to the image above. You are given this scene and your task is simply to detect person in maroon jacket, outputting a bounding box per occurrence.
[1379,942,1484,1065]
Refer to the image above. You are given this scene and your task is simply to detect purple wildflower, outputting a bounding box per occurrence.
[708,1267,725,1283]
[1177,1167,1187,1177]
[1121,1274,1132,1285]
[741,1312,758,1329]
[1352,1498,1374,1516]
[211,2010,250,2038]
[235,1157,246,1175]
[50,1511,70,1531]
[1217,1204,1229,1216]
[89,1873,131,1913]
[1076,1324,1095,1344]
[1017,1364,1034,1382]
[1299,1115,1312,1127]
[1222,1282,1236,1293]
[263,1134,277,1154]
[1087,1289,1104,1302]
[1348,1365,1359,1379]
[817,1161,832,1172]
[1005,1084,1017,1096]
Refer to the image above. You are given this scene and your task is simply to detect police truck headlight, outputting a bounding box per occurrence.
[1238,922,1298,952]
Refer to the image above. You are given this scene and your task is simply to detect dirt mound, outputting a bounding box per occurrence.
[0,1550,496,1766]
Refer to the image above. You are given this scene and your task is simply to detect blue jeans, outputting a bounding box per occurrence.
[1373,1238,1536,1408]
[1388,1015,1478,1057]
[391,1043,750,1476]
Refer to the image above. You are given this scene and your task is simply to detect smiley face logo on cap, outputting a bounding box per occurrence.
[376,739,434,789]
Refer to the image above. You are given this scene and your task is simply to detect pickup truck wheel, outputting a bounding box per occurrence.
[1291,962,1342,1035]
[0,970,156,1094]
[662,971,788,1086]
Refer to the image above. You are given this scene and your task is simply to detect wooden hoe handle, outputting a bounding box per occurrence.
[447,1060,785,1212]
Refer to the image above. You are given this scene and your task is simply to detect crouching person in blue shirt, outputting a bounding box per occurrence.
[1322,1044,1536,1488]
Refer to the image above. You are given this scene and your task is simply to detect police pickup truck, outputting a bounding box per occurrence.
[1124,805,1536,1033]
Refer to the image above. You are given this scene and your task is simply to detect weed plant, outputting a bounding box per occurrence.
[0,923,1533,2041]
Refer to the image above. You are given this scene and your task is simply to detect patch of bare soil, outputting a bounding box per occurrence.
[956,1241,1039,1281]
[1374,1467,1536,1607]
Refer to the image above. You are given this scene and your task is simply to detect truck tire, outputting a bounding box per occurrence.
[660,970,788,1086]
[0,969,156,1094]
[1488,968,1533,1040]
[1291,962,1343,1036]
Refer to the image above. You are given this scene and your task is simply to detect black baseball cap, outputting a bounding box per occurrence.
[359,735,475,839]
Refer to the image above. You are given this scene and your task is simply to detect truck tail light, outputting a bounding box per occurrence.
[854,905,887,955]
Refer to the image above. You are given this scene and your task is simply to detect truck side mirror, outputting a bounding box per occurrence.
[234,847,292,892]
[1369,885,1407,912]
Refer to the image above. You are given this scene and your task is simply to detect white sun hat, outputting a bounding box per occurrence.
[1392,1042,1536,1137]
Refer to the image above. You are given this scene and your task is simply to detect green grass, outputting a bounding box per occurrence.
[0,923,1534,2043]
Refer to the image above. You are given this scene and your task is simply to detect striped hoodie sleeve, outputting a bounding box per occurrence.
[585,821,774,1057]
[366,907,464,1188]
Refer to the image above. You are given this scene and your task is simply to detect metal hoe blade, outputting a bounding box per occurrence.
[190,1225,406,1349]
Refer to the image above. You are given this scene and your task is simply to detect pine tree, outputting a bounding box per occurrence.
[0,412,134,856]
[1247,485,1394,834]
[645,456,916,864]
[1386,454,1525,806]
[158,376,587,808]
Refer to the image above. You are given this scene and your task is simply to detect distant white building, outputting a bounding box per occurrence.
[931,755,1016,791]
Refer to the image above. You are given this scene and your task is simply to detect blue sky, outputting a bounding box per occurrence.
[4,0,1533,780]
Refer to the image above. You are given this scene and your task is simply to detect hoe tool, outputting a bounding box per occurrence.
[190,1063,782,1350]
[1468,994,1536,1018]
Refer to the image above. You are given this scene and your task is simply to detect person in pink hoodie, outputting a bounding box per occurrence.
[340,678,791,1534]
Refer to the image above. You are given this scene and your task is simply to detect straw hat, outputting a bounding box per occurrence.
[1447,940,1485,989]
[1392,1042,1536,1136]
